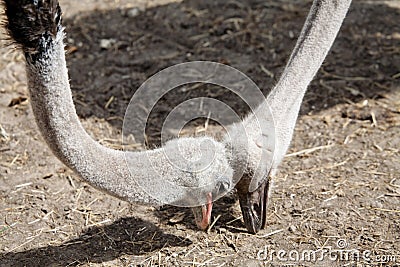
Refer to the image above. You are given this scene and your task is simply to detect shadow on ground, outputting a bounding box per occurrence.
[0,217,191,266]
[65,0,399,145]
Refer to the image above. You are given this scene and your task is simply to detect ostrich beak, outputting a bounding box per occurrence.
[236,176,270,234]
[192,192,213,230]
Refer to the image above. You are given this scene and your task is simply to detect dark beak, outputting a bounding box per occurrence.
[236,176,271,234]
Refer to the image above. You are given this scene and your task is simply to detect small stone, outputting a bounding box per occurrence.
[100,39,116,49]
[127,8,140,18]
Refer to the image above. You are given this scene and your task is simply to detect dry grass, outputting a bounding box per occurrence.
[1,0,399,266]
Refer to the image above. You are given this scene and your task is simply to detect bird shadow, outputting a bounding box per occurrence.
[0,217,191,266]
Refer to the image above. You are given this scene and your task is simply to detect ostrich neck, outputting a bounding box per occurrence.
[264,0,352,166]
[25,36,160,204]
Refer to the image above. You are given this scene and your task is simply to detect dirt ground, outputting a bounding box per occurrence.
[0,0,399,266]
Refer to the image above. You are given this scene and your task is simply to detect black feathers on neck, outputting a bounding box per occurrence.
[3,0,62,54]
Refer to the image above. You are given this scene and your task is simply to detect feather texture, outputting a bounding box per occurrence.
[3,0,62,54]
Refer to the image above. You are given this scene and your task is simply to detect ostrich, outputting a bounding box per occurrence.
[225,0,353,233]
[2,0,352,233]
[2,0,234,231]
